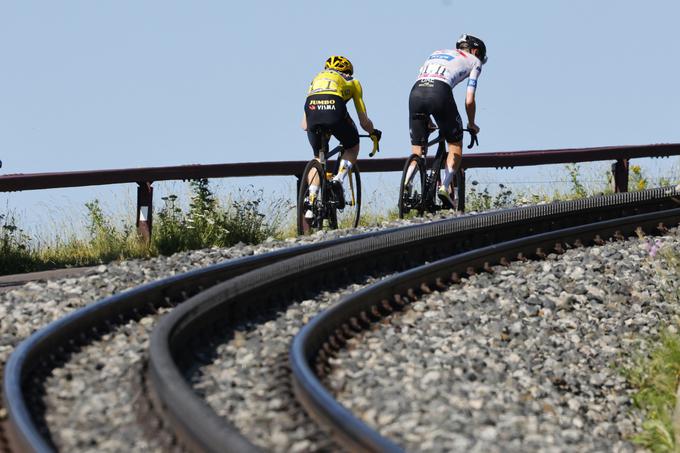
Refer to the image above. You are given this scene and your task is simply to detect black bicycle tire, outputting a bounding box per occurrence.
[328,209,338,229]
[328,157,361,230]
[297,159,325,235]
[431,146,458,211]
[348,163,361,228]
[424,146,445,212]
[398,154,425,218]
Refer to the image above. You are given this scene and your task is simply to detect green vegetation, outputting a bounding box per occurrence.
[0,179,284,275]
[622,245,680,452]
[624,329,680,452]
[465,161,678,212]
[630,164,649,192]
[466,181,516,211]
[153,179,281,255]
[1,212,34,274]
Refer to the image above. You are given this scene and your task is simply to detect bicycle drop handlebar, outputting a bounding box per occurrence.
[463,128,479,149]
[426,128,479,149]
[326,130,382,158]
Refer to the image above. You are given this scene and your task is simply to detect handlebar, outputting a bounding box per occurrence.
[426,127,479,149]
[360,129,382,157]
[462,128,479,149]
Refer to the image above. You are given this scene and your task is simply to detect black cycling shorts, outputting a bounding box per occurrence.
[408,79,463,146]
[305,94,359,156]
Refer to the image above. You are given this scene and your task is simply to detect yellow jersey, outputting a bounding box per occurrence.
[306,70,367,114]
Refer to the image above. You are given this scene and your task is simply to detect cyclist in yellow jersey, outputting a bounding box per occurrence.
[301,56,379,208]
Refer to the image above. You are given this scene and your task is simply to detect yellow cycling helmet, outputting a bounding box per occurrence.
[324,56,353,75]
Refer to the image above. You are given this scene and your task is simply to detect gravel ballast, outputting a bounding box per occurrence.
[1,212,677,452]
[0,216,441,452]
[325,230,680,452]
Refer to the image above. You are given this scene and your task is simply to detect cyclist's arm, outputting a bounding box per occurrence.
[465,94,477,130]
[357,111,374,134]
[301,112,307,131]
[465,66,481,133]
[351,79,374,133]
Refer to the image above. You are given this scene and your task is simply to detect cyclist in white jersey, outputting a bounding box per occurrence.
[408,34,487,208]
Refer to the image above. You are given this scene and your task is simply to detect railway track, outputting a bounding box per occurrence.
[2,187,680,452]
[290,208,680,452]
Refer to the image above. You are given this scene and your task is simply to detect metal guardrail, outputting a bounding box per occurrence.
[1,143,678,238]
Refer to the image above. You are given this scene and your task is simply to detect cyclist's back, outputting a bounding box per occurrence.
[303,56,370,157]
[407,34,487,208]
[409,48,482,147]
[300,55,378,211]
[416,48,482,89]
[307,70,366,112]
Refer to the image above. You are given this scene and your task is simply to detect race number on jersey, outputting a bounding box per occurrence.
[416,49,481,91]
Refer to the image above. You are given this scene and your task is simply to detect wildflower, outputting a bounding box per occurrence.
[646,238,662,258]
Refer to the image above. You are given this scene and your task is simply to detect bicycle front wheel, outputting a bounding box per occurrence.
[297,159,325,235]
[398,154,425,219]
[336,163,361,228]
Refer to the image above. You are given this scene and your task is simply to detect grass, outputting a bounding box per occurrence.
[0,179,286,275]
[1,212,35,274]
[624,329,680,452]
[622,245,680,452]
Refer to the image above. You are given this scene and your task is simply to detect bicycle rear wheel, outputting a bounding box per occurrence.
[297,159,326,235]
[335,163,361,228]
[398,154,425,219]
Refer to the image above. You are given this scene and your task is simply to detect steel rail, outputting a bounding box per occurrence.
[147,187,680,453]
[2,230,403,453]
[9,187,629,452]
[289,207,680,452]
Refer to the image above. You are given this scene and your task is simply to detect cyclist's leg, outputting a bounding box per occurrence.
[407,82,433,190]
[444,141,463,186]
[305,94,340,196]
[432,88,464,192]
[331,114,359,183]
[305,128,324,198]
[408,81,432,158]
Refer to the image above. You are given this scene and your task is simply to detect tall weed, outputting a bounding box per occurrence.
[152,179,281,256]
[621,243,680,452]
[466,181,515,211]
[0,212,34,274]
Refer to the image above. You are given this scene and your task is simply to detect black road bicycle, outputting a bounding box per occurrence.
[398,115,478,218]
[297,128,380,235]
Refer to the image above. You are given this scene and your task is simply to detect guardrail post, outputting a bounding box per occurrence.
[612,158,629,193]
[137,182,153,242]
[455,169,466,212]
[295,173,302,196]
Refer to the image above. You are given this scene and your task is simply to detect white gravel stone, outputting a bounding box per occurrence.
[325,229,680,451]
[1,214,448,452]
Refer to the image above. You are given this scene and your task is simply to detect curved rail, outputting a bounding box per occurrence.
[147,187,680,452]
[289,207,680,452]
[2,231,405,453]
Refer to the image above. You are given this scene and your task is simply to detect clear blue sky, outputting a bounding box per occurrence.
[2,1,679,235]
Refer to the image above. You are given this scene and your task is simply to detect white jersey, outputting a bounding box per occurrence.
[416,49,482,94]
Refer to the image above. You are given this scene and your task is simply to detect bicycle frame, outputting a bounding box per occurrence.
[415,133,447,212]
[297,129,372,234]
[318,132,366,210]
[415,127,478,213]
